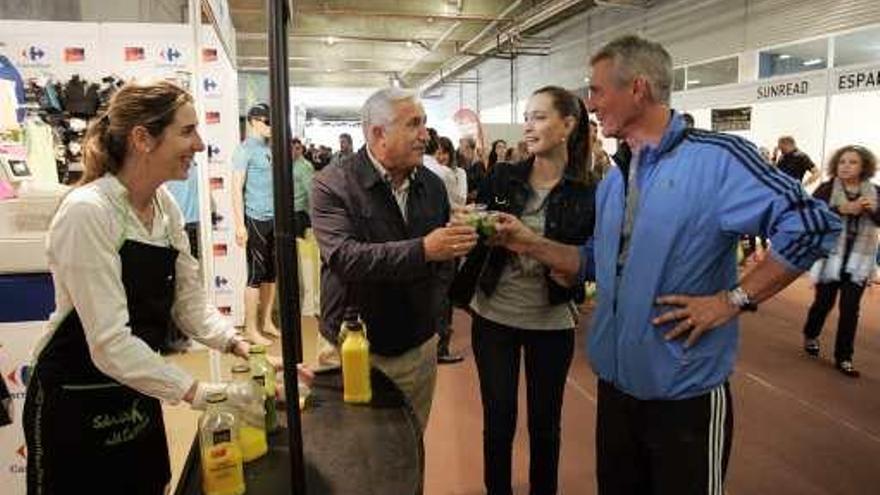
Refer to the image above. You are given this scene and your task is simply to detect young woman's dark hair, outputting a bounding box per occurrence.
[531,85,591,184]
[425,127,440,155]
[488,139,507,167]
[436,136,458,168]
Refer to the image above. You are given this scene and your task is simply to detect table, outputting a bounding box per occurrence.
[175,367,424,495]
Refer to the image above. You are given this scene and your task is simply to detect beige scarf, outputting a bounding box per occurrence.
[810,178,878,285]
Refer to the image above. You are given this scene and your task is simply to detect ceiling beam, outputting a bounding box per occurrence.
[419,0,588,91]
[239,66,434,76]
[231,5,509,22]
[237,31,455,47]
[592,0,652,8]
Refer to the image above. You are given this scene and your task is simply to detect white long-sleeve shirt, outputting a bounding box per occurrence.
[32,175,237,404]
[423,155,468,208]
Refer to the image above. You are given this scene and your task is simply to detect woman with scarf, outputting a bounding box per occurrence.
[803,145,879,377]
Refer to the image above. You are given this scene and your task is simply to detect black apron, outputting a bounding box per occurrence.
[23,238,179,495]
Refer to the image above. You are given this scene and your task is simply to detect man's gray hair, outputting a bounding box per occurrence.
[591,35,673,104]
[360,87,418,140]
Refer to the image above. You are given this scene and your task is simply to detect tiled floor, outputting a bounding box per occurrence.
[165,277,880,494]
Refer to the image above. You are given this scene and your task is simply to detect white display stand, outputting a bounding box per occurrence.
[0,19,246,326]
[0,15,243,493]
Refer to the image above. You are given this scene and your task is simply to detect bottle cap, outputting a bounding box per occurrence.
[343,319,363,332]
[342,306,360,322]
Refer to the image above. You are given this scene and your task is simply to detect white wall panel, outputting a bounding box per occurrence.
[825,92,880,183]
[423,0,880,133]
[746,0,880,50]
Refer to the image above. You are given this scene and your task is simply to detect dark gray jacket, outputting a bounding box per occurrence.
[311,146,453,356]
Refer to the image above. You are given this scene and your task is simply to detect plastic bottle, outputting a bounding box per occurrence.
[229,364,268,462]
[199,392,245,495]
[248,345,278,432]
[341,314,372,404]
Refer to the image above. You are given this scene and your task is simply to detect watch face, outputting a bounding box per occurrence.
[10,160,31,177]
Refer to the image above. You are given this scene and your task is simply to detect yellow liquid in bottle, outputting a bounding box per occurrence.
[342,330,372,403]
[238,425,268,462]
[201,442,245,495]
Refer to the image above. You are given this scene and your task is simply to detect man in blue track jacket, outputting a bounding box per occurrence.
[490,35,841,495]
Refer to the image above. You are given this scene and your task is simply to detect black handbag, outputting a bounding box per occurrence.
[448,242,491,309]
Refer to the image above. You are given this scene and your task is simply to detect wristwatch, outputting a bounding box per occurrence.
[727,286,757,312]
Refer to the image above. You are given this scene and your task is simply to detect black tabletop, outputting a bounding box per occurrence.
[175,367,423,495]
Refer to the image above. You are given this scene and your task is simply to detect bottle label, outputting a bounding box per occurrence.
[213,428,231,445]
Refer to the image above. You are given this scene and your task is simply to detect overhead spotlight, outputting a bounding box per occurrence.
[325,36,336,46]
[325,68,334,73]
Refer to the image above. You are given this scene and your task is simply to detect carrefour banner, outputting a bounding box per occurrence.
[0,21,244,494]
[0,322,43,495]
[199,27,246,323]
[1,21,191,81]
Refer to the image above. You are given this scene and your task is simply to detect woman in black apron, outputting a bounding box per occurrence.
[23,81,252,495]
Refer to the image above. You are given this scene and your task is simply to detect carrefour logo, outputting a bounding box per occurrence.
[6,363,31,388]
[207,144,221,162]
[10,445,27,472]
[203,77,221,96]
[20,46,47,64]
[159,47,183,64]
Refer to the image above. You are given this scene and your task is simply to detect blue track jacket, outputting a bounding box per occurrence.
[582,112,841,400]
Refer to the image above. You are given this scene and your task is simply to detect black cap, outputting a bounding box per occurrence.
[247,103,270,121]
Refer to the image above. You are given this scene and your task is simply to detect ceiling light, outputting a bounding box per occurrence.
[325,68,334,73]
[777,54,791,60]
[406,40,414,48]
[802,58,824,66]
[325,36,336,46]
[687,80,701,85]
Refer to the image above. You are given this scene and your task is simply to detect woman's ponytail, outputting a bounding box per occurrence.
[77,80,192,186]
[79,113,118,185]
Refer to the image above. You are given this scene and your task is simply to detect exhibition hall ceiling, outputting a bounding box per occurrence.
[228,0,650,88]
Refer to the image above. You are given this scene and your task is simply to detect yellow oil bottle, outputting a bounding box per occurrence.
[199,392,245,495]
[248,345,278,432]
[341,316,371,404]
[229,364,268,462]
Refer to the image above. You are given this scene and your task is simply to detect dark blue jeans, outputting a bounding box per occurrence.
[471,314,574,495]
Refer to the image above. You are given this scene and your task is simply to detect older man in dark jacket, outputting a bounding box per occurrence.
[311,88,477,429]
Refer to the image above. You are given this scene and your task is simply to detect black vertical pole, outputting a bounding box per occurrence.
[268,0,306,493]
